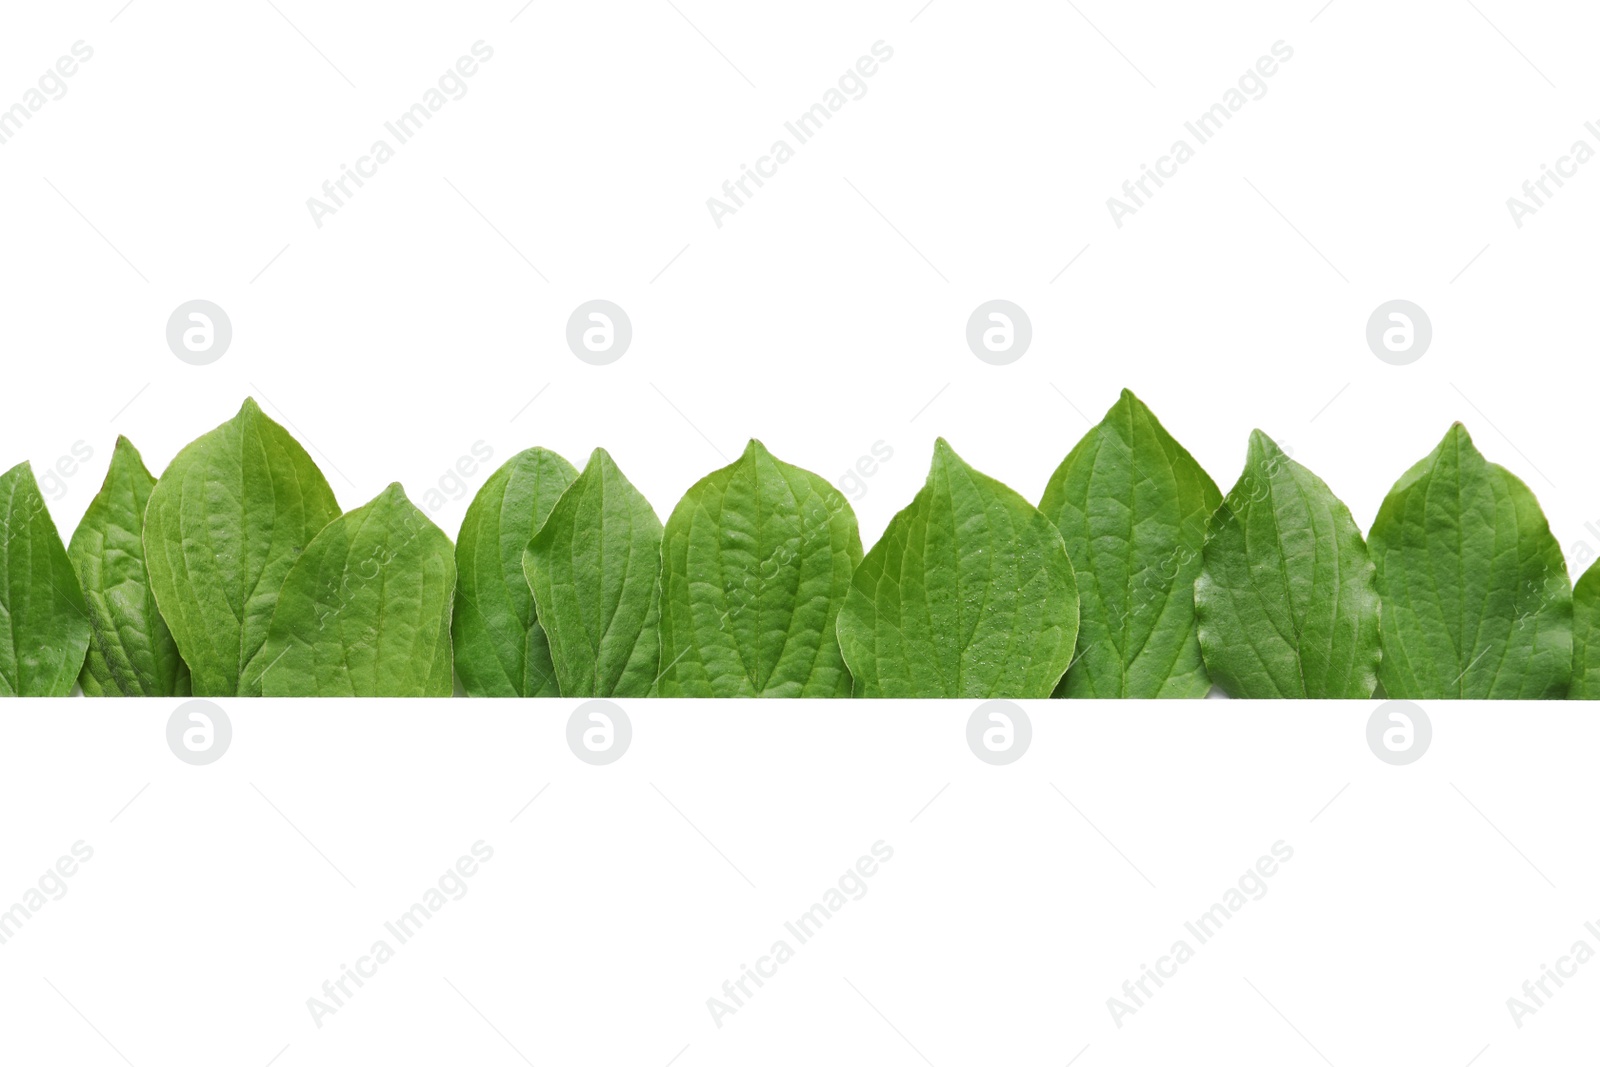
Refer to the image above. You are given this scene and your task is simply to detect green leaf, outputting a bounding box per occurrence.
[836,438,1079,698]
[0,462,92,696]
[1572,560,1600,699]
[523,448,662,697]
[657,439,862,697]
[68,436,190,696]
[452,448,578,697]
[1368,423,1570,699]
[248,483,456,696]
[144,398,341,696]
[1038,389,1221,698]
[1195,432,1380,698]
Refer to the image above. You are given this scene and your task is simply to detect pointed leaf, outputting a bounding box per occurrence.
[249,484,455,696]
[0,462,92,695]
[658,440,862,697]
[453,448,578,697]
[68,436,190,696]
[143,398,341,696]
[523,449,662,697]
[1369,424,1570,699]
[836,438,1078,698]
[1195,432,1380,698]
[1039,389,1221,698]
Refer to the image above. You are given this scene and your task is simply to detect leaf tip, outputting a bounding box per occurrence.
[1438,421,1482,461]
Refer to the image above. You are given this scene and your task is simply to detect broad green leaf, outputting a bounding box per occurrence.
[836,438,1078,698]
[523,449,662,697]
[144,398,341,696]
[453,448,578,697]
[1195,432,1380,698]
[68,436,190,696]
[1369,424,1570,699]
[0,462,92,696]
[658,439,862,697]
[1572,560,1600,698]
[1038,389,1221,698]
[248,483,455,696]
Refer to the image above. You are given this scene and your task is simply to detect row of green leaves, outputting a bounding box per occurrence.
[1,393,1590,698]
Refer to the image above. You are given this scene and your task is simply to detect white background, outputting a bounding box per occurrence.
[0,0,1596,1063]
